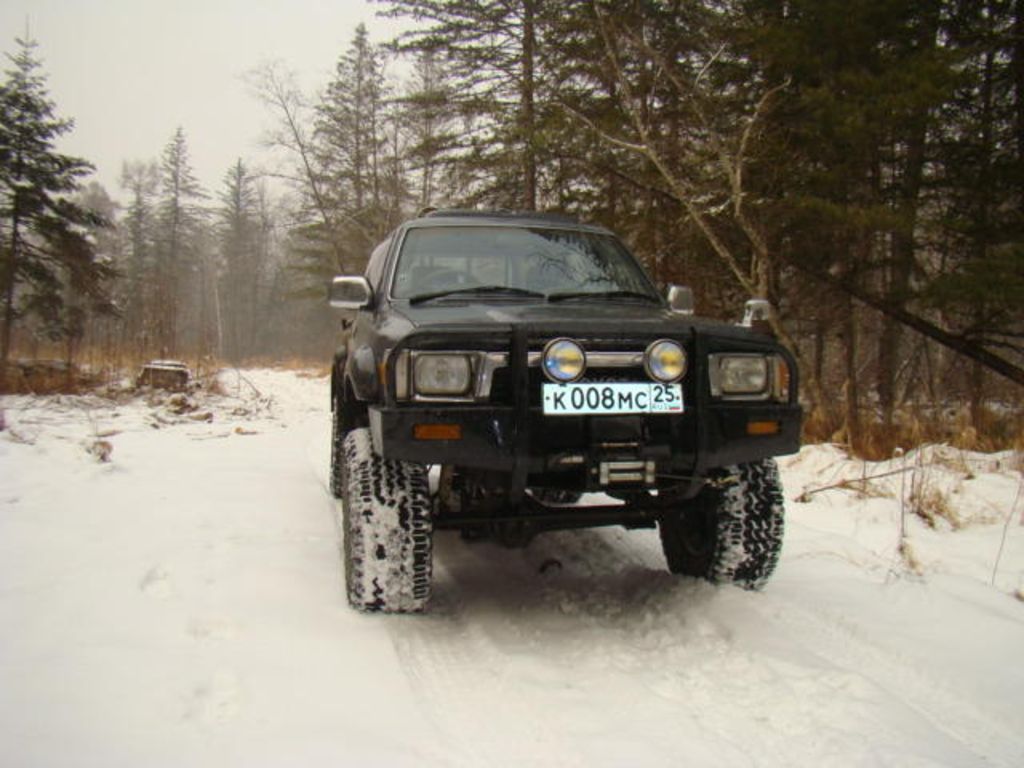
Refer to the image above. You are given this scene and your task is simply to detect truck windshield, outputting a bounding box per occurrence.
[392,226,658,301]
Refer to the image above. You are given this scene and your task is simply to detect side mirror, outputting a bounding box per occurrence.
[741,298,774,335]
[328,276,373,310]
[667,284,695,315]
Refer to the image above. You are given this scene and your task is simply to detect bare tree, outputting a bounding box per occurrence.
[248,61,368,274]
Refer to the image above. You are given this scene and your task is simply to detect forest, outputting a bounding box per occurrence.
[0,0,1021,456]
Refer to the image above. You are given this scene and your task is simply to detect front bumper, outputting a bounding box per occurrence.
[370,401,800,486]
[369,323,802,496]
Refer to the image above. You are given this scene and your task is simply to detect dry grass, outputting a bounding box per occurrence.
[909,484,963,530]
[804,402,1024,460]
[796,476,894,503]
[899,539,926,576]
[801,405,837,445]
[1,339,335,397]
[903,449,964,531]
[1,361,97,395]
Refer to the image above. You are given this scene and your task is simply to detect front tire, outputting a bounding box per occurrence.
[329,402,344,499]
[658,459,784,590]
[339,428,433,612]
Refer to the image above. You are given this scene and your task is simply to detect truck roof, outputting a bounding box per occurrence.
[406,209,611,234]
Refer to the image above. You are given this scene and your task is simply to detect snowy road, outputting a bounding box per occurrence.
[2,369,1022,767]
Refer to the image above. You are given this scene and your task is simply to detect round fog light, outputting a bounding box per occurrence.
[543,338,586,383]
[645,339,686,382]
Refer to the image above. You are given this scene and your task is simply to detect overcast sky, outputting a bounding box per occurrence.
[0,0,410,201]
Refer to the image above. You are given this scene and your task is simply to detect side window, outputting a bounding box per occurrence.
[364,234,393,293]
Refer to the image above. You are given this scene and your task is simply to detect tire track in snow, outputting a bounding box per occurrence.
[390,538,591,768]
[395,526,1003,767]
[753,592,1023,767]
[513,530,884,766]
[387,530,782,767]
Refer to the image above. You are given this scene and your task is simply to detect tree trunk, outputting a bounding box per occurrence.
[1,256,15,365]
[842,297,862,451]
[879,130,928,427]
[969,359,986,429]
[521,0,538,211]
[1,212,23,387]
[878,8,936,429]
[1015,0,1024,169]
[813,317,826,396]
[214,278,224,361]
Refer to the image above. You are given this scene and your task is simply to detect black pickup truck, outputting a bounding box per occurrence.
[329,210,801,612]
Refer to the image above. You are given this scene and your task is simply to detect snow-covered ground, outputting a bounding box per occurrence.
[1,369,1022,767]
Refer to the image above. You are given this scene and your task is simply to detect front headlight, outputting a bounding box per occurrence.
[542,338,586,383]
[644,339,686,383]
[414,353,472,396]
[710,354,770,398]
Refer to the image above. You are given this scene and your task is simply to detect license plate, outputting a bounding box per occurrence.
[542,382,684,416]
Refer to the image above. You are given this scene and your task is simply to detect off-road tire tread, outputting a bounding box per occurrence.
[659,459,784,590]
[339,428,432,612]
[708,459,784,589]
[329,404,344,498]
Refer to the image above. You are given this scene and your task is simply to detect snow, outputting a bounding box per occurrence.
[1,369,1022,767]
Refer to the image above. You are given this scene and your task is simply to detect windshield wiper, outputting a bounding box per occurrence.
[408,285,547,305]
[547,290,660,304]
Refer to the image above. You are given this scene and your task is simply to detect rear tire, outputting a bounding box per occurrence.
[339,428,432,612]
[658,459,784,590]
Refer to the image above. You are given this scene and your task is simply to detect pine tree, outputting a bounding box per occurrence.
[713,1,941,439]
[154,127,205,355]
[540,0,729,268]
[0,37,111,382]
[72,181,121,363]
[217,159,260,361]
[316,23,404,260]
[319,25,385,215]
[377,0,548,210]
[401,51,458,209]
[734,0,1024,436]
[119,160,160,352]
[928,0,1024,415]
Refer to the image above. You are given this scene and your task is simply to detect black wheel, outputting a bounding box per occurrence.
[338,428,433,612]
[658,459,784,590]
[658,491,717,577]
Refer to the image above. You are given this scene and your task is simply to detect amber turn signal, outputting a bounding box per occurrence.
[413,423,463,441]
[746,420,781,436]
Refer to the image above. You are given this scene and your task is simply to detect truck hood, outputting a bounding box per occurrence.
[390,300,749,340]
